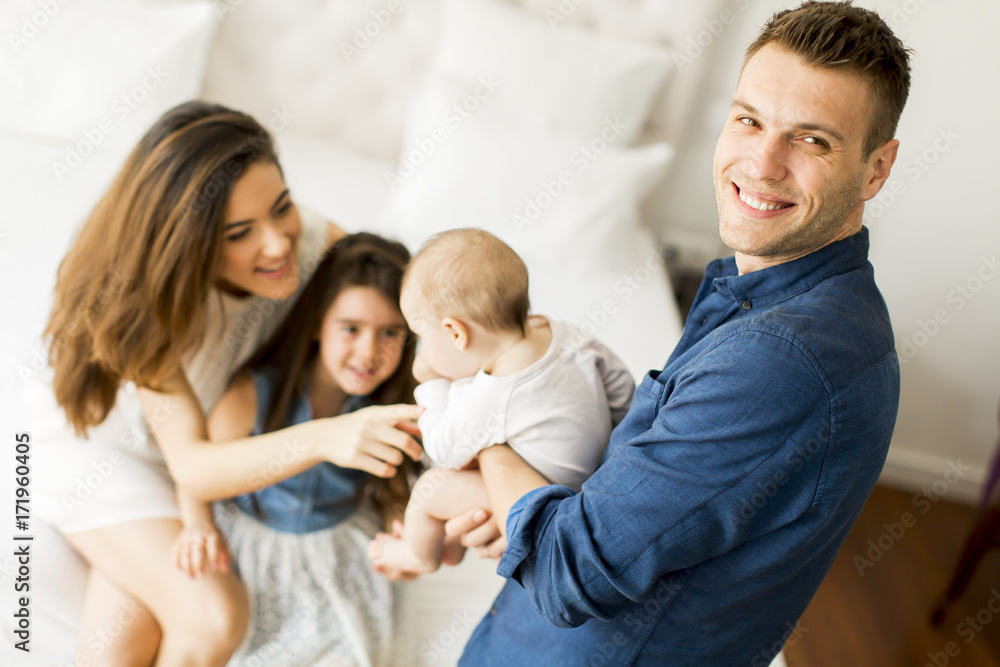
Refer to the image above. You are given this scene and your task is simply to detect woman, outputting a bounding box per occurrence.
[32,101,423,665]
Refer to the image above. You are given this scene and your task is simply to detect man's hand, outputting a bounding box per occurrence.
[445,508,507,559]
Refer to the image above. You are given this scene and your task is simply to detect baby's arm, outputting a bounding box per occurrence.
[414,380,495,469]
[170,374,257,578]
[413,378,452,461]
[590,339,636,426]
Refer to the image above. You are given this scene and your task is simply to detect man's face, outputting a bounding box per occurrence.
[713,44,892,272]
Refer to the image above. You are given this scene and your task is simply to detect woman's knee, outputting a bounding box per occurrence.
[163,576,248,651]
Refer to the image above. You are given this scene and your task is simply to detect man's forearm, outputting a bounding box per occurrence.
[478,444,548,536]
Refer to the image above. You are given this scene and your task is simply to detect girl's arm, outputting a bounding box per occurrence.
[139,370,423,502]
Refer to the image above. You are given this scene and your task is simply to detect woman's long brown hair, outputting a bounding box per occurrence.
[46,101,279,435]
[240,233,419,523]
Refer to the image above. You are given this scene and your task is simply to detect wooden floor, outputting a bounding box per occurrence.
[783,484,1000,667]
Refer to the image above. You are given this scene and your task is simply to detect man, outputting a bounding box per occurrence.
[453,2,911,665]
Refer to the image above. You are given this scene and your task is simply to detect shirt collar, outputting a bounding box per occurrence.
[704,227,871,310]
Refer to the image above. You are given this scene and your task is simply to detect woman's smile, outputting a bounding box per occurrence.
[255,255,292,279]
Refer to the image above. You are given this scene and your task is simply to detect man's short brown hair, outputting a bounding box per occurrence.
[744,1,912,159]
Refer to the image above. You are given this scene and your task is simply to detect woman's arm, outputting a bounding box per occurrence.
[171,373,270,577]
[139,371,423,502]
[172,488,231,578]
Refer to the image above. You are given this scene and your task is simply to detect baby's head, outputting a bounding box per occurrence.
[401,228,529,379]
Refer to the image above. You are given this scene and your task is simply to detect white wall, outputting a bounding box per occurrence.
[650,0,1000,503]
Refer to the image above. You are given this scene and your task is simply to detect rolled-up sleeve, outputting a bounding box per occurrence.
[496,329,832,628]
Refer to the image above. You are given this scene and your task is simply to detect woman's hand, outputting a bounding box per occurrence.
[444,508,507,559]
[317,404,424,477]
[172,519,231,579]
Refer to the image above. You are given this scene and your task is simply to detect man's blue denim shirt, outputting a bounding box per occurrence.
[460,228,900,666]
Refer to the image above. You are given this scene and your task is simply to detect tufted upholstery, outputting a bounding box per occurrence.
[202,0,726,159]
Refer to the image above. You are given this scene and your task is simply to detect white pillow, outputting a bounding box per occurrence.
[379,115,673,318]
[419,0,672,145]
[0,1,218,157]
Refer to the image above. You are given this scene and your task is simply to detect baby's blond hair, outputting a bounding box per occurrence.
[405,228,529,334]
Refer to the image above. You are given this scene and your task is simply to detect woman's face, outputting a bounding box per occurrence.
[316,286,408,397]
[217,161,302,299]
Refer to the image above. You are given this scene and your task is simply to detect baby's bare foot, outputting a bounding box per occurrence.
[368,532,440,576]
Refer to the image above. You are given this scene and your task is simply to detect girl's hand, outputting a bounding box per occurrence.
[318,404,424,477]
[413,353,445,384]
[172,519,231,579]
[444,508,507,559]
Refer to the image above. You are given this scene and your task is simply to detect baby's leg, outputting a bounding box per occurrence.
[369,468,489,574]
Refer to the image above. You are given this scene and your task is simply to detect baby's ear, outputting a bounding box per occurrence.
[442,317,470,351]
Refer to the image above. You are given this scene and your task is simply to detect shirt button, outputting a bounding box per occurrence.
[741,300,752,311]
[490,606,498,616]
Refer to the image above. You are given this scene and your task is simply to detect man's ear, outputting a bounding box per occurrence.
[442,317,470,351]
[860,138,900,202]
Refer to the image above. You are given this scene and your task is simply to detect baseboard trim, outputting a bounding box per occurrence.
[878,446,987,507]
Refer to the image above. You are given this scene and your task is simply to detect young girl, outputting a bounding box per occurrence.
[173,232,419,666]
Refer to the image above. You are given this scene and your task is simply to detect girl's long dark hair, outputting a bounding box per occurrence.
[241,232,419,522]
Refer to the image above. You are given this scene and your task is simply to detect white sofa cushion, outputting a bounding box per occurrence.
[380,113,677,377]
[0,1,218,156]
[200,0,727,161]
[425,0,671,144]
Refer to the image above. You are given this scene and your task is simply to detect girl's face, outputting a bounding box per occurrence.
[217,161,302,299]
[316,286,408,397]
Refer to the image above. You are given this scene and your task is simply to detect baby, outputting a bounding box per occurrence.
[368,228,634,574]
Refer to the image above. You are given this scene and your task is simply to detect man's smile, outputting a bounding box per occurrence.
[733,183,797,216]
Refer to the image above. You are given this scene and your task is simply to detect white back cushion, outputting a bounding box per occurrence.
[1,1,218,154]
[201,0,727,159]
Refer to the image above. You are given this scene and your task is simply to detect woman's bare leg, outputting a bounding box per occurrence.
[66,518,247,667]
[74,568,161,666]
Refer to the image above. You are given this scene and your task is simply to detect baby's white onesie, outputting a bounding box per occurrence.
[414,319,635,492]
